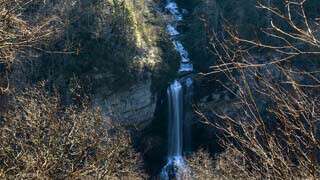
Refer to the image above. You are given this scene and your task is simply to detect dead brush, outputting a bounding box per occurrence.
[0,83,147,179]
[0,0,60,94]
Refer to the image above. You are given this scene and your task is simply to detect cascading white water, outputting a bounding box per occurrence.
[161,80,190,180]
[165,0,193,73]
[161,0,193,179]
[168,80,183,157]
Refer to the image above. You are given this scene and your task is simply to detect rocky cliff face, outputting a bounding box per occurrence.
[96,79,156,128]
[93,0,169,127]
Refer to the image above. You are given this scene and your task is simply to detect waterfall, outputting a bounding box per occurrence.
[168,80,183,157]
[165,0,193,73]
[161,79,192,180]
[161,0,193,179]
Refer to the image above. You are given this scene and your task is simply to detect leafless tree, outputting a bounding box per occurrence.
[197,0,320,179]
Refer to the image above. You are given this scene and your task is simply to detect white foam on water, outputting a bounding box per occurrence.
[181,57,189,63]
[173,41,190,63]
[179,63,193,72]
[186,77,193,87]
[161,155,189,180]
[171,79,182,89]
[167,25,180,36]
[165,2,183,21]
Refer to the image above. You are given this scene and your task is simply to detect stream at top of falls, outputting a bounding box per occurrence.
[161,0,193,179]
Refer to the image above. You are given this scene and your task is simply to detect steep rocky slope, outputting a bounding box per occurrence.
[94,0,161,126]
[7,0,178,127]
[93,0,179,127]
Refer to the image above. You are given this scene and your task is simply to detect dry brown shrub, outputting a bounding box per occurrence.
[187,149,216,180]
[0,83,146,179]
[0,0,60,93]
[0,0,58,63]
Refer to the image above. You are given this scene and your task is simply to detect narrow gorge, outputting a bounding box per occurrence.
[1,0,320,179]
[161,0,194,179]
